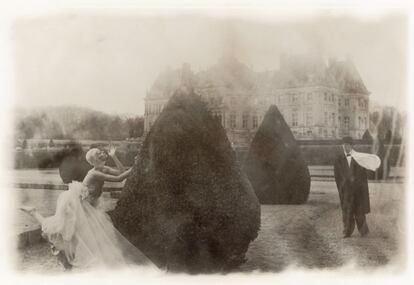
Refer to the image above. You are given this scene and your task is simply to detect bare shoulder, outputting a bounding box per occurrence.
[87,169,105,180]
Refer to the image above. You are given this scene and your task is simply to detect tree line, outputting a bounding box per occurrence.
[15,106,144,140]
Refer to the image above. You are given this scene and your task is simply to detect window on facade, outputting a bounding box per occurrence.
[230,113,237,129]
[306,113,313,126]
[212,111,222,125]
[332,94,335,103]
[307,93,312,101]
[332,130,335,137]
[338,116,341,126]
[344,117,350,129]
[338,98,342,106]
[331,113,336,126]
[324,92,327,101]
[324,129,328,137]
[292,94,298,103]
[292,111,298,127]
[252,115,258,129]
[345,99,350,107]
[242,112,249,129]
[324,112,328,125]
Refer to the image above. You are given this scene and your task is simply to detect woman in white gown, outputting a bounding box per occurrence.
[21,146,156,270]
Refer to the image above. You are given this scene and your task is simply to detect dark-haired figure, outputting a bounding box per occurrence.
[334,137,381,238]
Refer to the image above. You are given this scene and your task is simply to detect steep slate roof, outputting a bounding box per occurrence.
[147,64,197,99]
[197,56,256,94]
[271,54,338,89]
[146,55,370,100]
[327,59,370,94]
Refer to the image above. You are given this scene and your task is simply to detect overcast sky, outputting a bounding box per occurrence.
[10,10,408,115]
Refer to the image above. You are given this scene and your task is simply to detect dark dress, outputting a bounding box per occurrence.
[334,153,370,237]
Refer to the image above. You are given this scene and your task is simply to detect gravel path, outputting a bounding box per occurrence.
[15,181,404,274]
[240,182,404,272]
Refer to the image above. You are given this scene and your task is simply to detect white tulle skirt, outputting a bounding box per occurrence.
[41,181,154,270]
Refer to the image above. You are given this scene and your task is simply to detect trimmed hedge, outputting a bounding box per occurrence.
[13,144,404,169]
[110,89,261,273]
[243,105,310,204]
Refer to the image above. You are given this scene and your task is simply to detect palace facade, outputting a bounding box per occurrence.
[144,54,370,146]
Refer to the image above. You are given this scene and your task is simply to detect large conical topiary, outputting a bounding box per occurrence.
[110,88,260,273]
[243,105,310,204]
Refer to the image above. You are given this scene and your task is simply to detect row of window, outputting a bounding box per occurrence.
[145,103,164,115]
[276,92,366,109]
[145,95,367,116]
[338,98,350,107]
[211,111,260,129]
[358,98,368,109]
[323,92,336,103]
[358,116,368,129]
[146,103,367,132]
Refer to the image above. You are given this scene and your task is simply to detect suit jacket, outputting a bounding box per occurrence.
[334,153,370,214]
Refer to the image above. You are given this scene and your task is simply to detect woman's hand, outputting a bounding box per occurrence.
[108,145,116,157]
[134,153,141,165]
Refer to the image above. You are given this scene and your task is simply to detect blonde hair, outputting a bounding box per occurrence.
[85,148,101,166]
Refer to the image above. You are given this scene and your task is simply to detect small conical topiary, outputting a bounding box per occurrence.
[243,105,310,204]
[110,88,260,273]
[362,129,373,143]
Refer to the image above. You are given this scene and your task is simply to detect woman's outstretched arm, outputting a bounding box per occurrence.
[93,168,132,182]
[109,145,126,173]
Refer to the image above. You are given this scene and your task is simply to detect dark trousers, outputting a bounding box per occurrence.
[342,212,369,237]
[341,188,369,237]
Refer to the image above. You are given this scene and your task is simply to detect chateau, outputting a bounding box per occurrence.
[144,54,370,146]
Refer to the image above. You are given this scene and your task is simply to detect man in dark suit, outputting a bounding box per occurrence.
[334,136,370,238]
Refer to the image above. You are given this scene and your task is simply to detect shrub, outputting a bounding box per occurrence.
[111,89,261,273]
[243,105,310,204]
